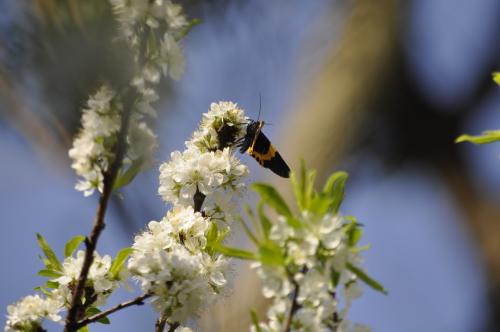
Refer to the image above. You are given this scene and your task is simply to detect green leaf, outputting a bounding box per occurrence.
[258,243,285,266]
[237,216,260,246]
[257,201,272,240]
[86,307,110,324]
[36,233,62,272]
[251,183,291,218]
[64,235,85,258]
[290,161,317,211]
[214,244,257,260]
[179,18,201,38]
[493,72,500,86]
[34,286,51,296]
[323,171,348,213]
[78,325,89,332]
[309,194,335,216]
[456,131,500,144]
[250,309,262,332]
[110,247,134,279]
[113,158,144,191]
[347,263,387,295]
[344,219,363,246]
[244,203,261,238]
[290,170,304,211]
[38,269,63,278]
[45,281,59,289]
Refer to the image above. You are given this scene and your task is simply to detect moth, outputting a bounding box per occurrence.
[238,120,290,178]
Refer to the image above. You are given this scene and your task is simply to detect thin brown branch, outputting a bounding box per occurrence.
[64,91,135,331]
[75,293,152,329]
[284,280,300,332]
[155,315,168,332]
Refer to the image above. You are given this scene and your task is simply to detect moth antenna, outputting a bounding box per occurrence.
[257,93,262,121]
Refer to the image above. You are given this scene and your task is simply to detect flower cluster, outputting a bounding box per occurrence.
[5,295,62,332]
[53,250,122,307]
[252,212,367,332]
[159,101,249,220]
[128,101,250,326]
[110,0,189,97]
[187,101,248,152]
[128,206,227,322]
[69,85,122,196]
[4,233,129,332]
[237,169,384,332]
[68,84,158,196]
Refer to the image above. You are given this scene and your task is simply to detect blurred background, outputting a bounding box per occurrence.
[1,0,500,331]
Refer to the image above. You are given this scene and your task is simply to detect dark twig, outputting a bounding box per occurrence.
[167,322,180,332]
[155,315,168,332]
[65,92,135,332]
[284,267,307,332]
[193,188,206,213]
[284,279,301,332]
[75,293,152,330]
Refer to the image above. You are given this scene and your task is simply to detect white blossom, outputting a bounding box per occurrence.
[188,101,248,152]
[158,147,248,214]
[127,119,159,169]
[69,85,121,196]
[5,295,62,332]
[252,210,370,331]
[53,250,119,306]
[128,205,228,323]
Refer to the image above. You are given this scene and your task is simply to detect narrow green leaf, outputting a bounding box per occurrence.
[244,203,261,239]
[86,307,110,324]
[45,281,59,289]
[179,18,201,38]
[258,243,285,266]
[237,216,260,246]
[78,325,89,332]
[303,168,317,210]
[493,72,500,86]
[34,286,51,296]
[309,194,334,216]
[214,244,257,260]
[290,170,304,211]
[36,233,62,272]
[323,171,348,213]
[257,201,272,240]
[250,309,262,332]
[113,158,144,191]
[110,247,134,279]
[347,263,387,295]
[455,131,500,144]
[38,269,63,278]
[251,183,291,217]
[64,235,85,258]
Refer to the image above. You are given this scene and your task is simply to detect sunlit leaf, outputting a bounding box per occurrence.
[250,309,262,332]
[38,269,63,278]
[86,307,110,324]
[110,247,134,279]
[64,235,85,258]
[113,158,144,191]
[493,72,500,86]
[214,245,257,260]
[455,131,500,144]
[323,171,348,213]
[251,183,291,218]
[36,233,62,272]
[347,263,387,295]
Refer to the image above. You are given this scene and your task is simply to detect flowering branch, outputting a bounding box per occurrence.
[74,292,152,329]
[65,94,134,331]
